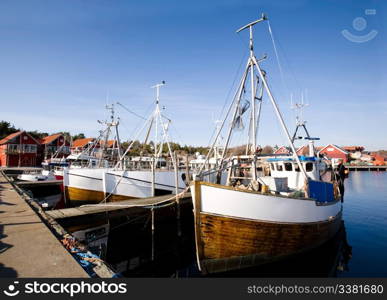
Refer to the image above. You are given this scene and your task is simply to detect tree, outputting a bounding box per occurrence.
[72,133,86,140]
[0,121,18,139]
[261,145,274,154]
[27,130,49,140]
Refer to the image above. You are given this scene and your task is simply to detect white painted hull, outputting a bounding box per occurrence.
[191,182,342,223]
[64,167,187,199]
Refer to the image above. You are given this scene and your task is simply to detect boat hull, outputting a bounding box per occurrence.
[63,168,187,205]
[197,212,342,274]
[192,181,342,274]
[64,186,135,206]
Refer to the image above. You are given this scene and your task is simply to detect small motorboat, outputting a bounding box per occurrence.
[17,170,56,182]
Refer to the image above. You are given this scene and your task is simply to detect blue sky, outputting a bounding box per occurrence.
[0,0,386,150]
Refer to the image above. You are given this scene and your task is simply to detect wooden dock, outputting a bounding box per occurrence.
[0,171,88,278]
[46,192,191,220]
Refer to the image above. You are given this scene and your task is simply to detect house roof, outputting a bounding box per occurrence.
[318,144,349,155]
[0,131,41,145]
[0,131,23,145]
[342,146,364,152]
[72,138,95,148]
[100,140,117,148]
[296,145,308,155]
[40,133,63,145]
[273,146,290,154]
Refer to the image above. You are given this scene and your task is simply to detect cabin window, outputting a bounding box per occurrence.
[305,162,313,172]
[294,164,300,172]
[270,163,275,171]
[284,162,293,171]
[276,164,283,171]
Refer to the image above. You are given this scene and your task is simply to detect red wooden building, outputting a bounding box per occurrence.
[296,145,308,156]
[0,131,41,167]
[71,138,97,154]
[317,144,349,163]
[273,146,290,155]
[40,133,71,159]
[372,153,386,166]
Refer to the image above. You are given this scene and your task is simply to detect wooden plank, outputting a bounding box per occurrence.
[46,192,192,219]
[16,180,63,187]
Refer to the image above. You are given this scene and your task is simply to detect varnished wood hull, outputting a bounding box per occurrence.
[196,212,342,274]
[65,186,136,206]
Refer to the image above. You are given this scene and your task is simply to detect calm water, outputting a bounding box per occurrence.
[32,171,387,277]
[339,171,387,277]
[109,171,387,277]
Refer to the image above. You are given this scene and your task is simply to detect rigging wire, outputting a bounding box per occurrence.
[117,99,155,142]
[117,102,147,120]
[270,23,302,92]
[206,39,249,148]
[218,44,248,119]
[267,20,288,95]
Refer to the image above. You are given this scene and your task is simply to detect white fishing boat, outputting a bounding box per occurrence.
[191,15,343,274]
[17,169,56,182]
[64,82,187,205]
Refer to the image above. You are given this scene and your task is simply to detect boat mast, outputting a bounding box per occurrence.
[249,24,257,181]
[238,14,309,181]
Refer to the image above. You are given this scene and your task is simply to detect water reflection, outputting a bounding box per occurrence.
[107,214,351,277]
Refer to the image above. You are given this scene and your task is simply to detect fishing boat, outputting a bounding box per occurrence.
[190,15,343,274]
[63,82,187,205]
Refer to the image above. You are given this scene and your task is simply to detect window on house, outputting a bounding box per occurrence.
[305,162,313,172]
[23,136,28,140]
[23,144,37,153]
[284,162,293,171]
[8,144,19,152]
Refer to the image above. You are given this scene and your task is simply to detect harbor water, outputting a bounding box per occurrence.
[339,171,387,277]
[33,171,387,277]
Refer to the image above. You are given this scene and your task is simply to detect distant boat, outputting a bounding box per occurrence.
[64,83,187,206]
[190,15,343,274]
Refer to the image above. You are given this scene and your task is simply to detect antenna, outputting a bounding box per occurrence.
[236,13,267,33]
[151,81,166,104]
[291,92,309,126]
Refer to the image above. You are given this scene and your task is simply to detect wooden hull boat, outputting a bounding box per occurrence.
[190,14,344,275]
[192,181,342,274]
